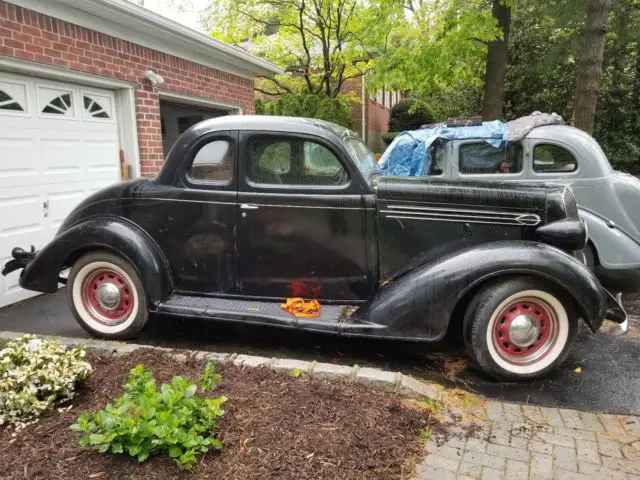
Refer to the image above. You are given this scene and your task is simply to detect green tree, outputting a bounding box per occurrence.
[504,0,640,172]
[482,0,512,120]
[202,0,393,97]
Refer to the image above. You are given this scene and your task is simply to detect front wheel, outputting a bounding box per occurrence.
[67,251,148,340]
[463,276,578,381]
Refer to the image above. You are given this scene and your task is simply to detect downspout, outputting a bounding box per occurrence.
[361,73,366,141]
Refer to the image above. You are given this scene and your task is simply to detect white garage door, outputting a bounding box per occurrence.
[0,72,121,308]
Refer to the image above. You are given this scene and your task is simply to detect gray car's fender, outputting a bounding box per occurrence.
[581,209,640,269]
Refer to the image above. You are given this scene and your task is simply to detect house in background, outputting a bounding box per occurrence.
[343,75,402,153]
[0,0,281,307]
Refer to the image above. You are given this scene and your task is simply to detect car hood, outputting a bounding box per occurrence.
[375,176,553,213]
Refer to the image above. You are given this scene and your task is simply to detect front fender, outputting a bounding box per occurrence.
[19,217,172,307]
[355,241,607,339]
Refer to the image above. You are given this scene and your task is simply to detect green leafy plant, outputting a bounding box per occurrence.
[388,99,435,132]
[256,93,354,129]
[71,362,226,470]
[0,335,91,430]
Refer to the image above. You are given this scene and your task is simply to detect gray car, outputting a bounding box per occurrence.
[401,124,640,293]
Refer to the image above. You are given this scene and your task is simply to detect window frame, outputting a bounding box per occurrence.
[240,131,358,194]
[182,131,238,190]
[455,140,526,178]
[530,141,580,177]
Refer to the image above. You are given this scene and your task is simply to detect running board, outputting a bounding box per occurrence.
[157,295,386,334]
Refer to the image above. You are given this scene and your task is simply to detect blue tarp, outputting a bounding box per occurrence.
[379,120,507,177]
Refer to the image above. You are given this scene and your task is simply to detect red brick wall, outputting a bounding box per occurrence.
[342,76,364,136]
[0,1,255,176]
[366,99,390,153]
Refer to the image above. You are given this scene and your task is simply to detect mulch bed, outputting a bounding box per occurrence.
[0,349,436,480]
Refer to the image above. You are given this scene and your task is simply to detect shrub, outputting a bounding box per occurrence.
[389,99,435,132]
[382,132,399,146]
[257,93,354,129]
[0,335,91,430]
[72,362,226,470]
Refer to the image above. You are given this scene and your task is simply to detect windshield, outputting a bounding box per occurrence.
[343,136,381,183]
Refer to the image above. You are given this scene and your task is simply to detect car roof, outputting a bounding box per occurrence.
[190,115,359,140]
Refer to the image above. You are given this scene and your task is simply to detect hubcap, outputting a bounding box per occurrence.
[81,267,134,326]
[492,298,558,365]
[509,314,540,347]
[95,283,121,310]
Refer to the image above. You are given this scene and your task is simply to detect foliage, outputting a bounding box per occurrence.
[389,98,434,132]
[369,0,502,99]
[382,132,399,146]
[257,93,354,129]
[504,0,640,173]
[203,0,393,97]
[0,335,91,430]
[71,362,226,470]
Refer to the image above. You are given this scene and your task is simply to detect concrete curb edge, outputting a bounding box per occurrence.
[0,330,441,401]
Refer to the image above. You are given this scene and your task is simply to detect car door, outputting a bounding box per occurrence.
[155,130,239,294]
[236,131,370,301]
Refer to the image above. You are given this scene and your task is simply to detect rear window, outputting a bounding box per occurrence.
[459,142,523,174]
[533,144,578,173]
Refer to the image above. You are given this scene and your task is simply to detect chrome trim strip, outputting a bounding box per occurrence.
[385,214,538,227]
[143,198,374,210]
[382,205,541,226]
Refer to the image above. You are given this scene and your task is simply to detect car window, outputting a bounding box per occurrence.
[533,144,578,173]
[459,142,523,174]
[248,137,348,187]
[428,139,446,176]
[189,139,234,184]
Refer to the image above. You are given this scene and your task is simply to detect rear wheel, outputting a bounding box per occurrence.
[67,251,148,340]
[463,276,578,381]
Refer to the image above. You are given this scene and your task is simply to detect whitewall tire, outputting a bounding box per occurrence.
[67,251,148,340]
[463,276,578,381]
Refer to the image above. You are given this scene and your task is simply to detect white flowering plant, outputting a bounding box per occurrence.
[0,335,92,429]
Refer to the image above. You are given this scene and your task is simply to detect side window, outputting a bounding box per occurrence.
[248,138,292,184]
[427,139,446,176]
[248,137,348,186]
[302,141,348,185]
[533,144,578,173]
[189,139,234,184]
[459,142,523,174]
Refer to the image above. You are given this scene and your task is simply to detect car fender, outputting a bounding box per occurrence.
[354,240,607,339]
[580,209,640,269]
[19,217,173,307]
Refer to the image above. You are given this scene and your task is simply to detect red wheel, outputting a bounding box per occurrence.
[67,251,148,339]
[81,268,135,326]
[464,276,578,381]
[491,297,558,366]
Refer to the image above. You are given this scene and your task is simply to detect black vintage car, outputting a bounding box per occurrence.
[2,116,627,381]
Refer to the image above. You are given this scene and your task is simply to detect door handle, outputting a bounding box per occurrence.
[240,204,259,210]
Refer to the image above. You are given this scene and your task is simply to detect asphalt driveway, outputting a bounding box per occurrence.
[1,289,639,415]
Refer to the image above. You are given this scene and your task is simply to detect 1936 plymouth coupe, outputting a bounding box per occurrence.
[1,116,627,381]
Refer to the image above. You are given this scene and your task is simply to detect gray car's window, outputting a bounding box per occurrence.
[248,137,348,186]
[189,139,234,184]
[459,142,523,174]
[533,144,578,173]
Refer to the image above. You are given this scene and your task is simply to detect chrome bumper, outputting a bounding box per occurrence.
[605,291,628,334]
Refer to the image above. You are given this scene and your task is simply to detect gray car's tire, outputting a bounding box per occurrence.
[67,251,148,340]
[463,276,578,381]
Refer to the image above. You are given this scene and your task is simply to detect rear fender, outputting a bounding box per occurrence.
[19,217,172,307]
[354,241,607,339]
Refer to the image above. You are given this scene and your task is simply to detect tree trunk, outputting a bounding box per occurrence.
[481,0,511,121]
[573,0,612,134]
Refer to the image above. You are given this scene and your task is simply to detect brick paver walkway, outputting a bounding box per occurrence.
[417,401,640,479]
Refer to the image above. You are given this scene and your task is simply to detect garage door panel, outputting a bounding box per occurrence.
[0,73,121,308]
[0,138,39,188]
[0,192,43,234]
